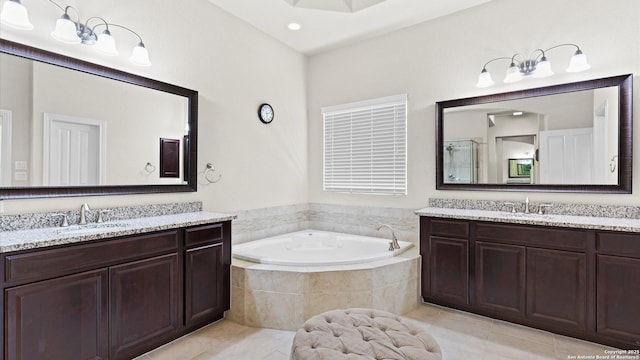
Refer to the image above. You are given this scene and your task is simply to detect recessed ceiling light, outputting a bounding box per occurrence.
[288,22,301,31]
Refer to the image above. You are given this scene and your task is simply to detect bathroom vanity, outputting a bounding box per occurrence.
[418,208,640,350]
[0,212,232,360]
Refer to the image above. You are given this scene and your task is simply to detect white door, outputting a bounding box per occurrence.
[539,127,593,184]
[0,109,12,186]
[44,113,106,186]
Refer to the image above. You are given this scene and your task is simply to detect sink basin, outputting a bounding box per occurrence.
[56,223,131,235]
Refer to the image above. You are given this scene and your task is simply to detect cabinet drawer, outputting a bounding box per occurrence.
[5,230,179,285]
[597,232,640,258]
[429,219,469,238]
[476,222,586,251]
[185,223,224,247]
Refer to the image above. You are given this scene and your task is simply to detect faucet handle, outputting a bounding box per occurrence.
[537,204,552,215]
[504,202,517,213]
[97,210,113,223]
[52,213,69,227]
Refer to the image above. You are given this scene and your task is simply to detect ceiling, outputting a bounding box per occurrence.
[207,0,493,55]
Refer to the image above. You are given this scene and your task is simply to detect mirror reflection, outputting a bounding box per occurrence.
[436,74,632,193]
[0,51,189,188]
[443,87,618,185]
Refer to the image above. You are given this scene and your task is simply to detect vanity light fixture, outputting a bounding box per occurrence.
[476,43,590,88]
[0,0,152,66]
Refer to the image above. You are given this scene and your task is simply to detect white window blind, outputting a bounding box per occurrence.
[322,94,407,195]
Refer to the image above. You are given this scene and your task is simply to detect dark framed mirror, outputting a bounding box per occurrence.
[436,74,632,193]
[0,39,198,199]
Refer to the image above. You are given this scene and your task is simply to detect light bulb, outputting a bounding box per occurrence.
[94,29,118,56]
[532,56,553,78]
[566,50,590,72]
[51,13,81,44]
[0,0,33,30]
[476,69,494,88]
[129,42,152,66]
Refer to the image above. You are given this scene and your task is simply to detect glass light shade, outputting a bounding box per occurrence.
[476,69,494,88]
[532,57,554,78]
[129,42,152,66]
[94,30,118,56]
[51,14,81,44]
[503,63,523,83]
[566,51,590,72]
[0,0,33,30]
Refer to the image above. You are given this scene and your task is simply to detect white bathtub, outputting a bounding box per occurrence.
[232,230,413,266]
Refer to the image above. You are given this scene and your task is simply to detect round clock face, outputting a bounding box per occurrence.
[258,103,274,124]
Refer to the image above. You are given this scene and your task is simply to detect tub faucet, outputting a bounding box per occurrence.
[376,224,400,250]
[79,203,91,225]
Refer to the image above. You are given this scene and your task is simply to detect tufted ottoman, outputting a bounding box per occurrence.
[290,308,442,360]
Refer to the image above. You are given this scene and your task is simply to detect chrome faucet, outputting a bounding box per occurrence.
[376,224,400,250]
[524,197,531,214]
[79,203,91,225]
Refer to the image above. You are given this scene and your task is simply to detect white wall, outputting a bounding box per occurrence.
[0,0,308,213]
[1,0,639,216]
[307,0,640,208]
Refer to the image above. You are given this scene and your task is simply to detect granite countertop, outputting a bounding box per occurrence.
[0,211,236,253]
[415,207,640,233]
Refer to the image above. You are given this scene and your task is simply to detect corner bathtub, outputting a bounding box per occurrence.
[231,230,413,266]
[229,230,419,331]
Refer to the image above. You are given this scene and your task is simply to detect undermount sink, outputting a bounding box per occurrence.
[56,223,131,235]
[500,212,545,219]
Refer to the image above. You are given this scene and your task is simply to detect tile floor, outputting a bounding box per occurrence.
[136,303,617,360]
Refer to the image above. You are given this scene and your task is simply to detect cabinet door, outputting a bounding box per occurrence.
[5,269,108,360]
[597,255,640,345]
[185,242,224,328]
[526,248,587,331]
[475,242,526,316]
[428,236,469,305]
[110,253,180,360]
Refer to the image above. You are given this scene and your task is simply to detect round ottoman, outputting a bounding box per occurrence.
[290,308,442,360]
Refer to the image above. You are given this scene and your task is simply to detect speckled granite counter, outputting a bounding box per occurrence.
[415,207,640,232]
[0,211,236,253]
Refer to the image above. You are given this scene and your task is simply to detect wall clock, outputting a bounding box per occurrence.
[258,103,274,124]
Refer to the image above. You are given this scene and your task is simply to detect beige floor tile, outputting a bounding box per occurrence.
[138,304,620,360]
[553,333,617,358]
[491,318,555,346]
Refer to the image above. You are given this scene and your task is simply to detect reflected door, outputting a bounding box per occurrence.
[44,113,105,186]
[539,128,593,184]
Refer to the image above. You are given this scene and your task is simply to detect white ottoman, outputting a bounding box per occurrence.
[290,308,442,360]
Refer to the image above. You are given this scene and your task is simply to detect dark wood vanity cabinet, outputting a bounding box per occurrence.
[1,220,232,360]
[420,216,640,349]
[184,222,231,330]
[596,232,640,346]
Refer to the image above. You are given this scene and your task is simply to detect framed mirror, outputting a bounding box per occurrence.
[436,74,632,193]
[0,39,198,199]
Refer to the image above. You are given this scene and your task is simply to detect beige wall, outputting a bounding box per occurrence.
[307,0,640,208]
[0,0,309,213]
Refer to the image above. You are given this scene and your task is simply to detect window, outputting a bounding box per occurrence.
[322,94,407,195]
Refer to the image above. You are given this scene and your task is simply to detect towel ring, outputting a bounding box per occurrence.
[145,162,156,173]
[204,163,222,183]
[609,155,618,173]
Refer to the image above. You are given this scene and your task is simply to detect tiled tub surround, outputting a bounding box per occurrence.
[228,247,420,331]
[0,208,235,252]
[232,203,419,244]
